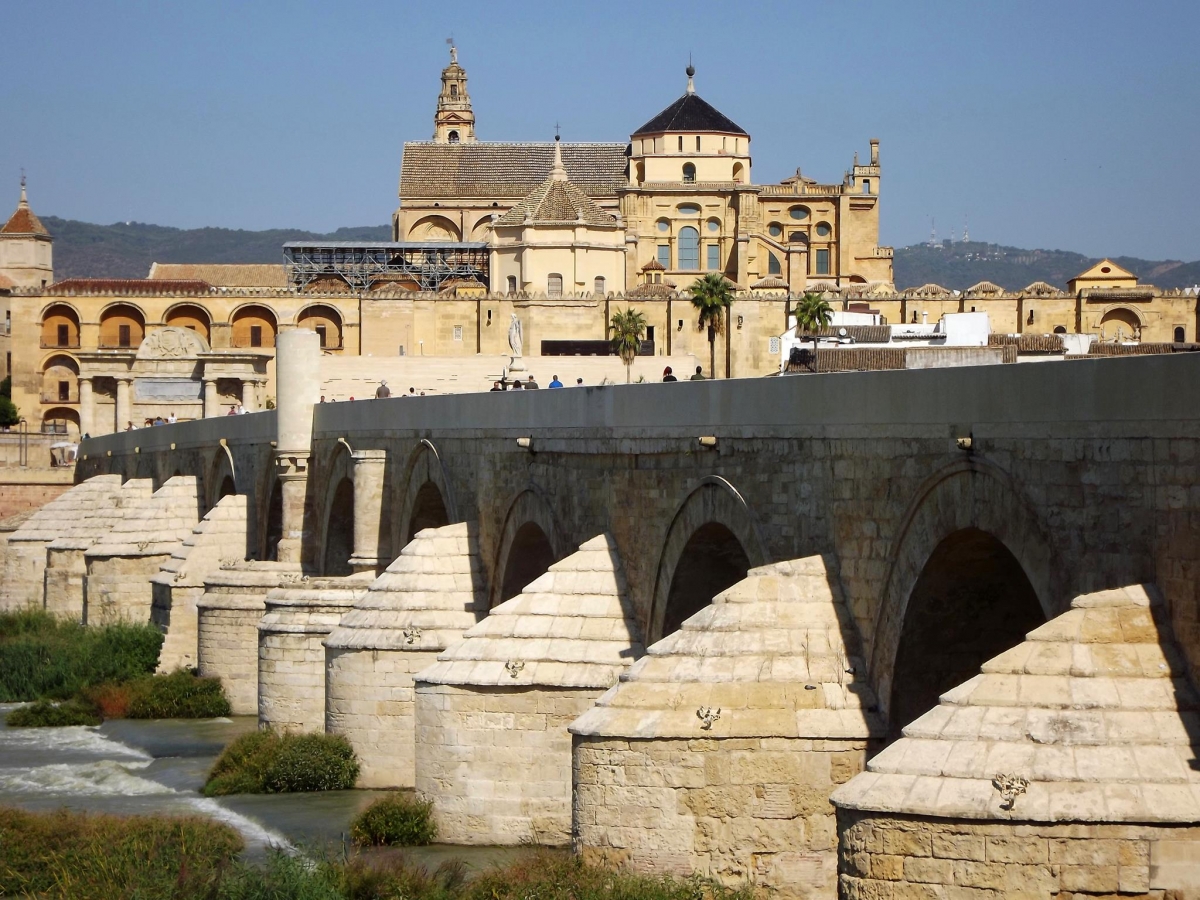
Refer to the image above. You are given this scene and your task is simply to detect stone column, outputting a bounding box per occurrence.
[241,379,256,412]
[273,330,320,566]
[348,449,387,574]
[203,379,219,418]
[115,377,132,432]
[78,377,94,437]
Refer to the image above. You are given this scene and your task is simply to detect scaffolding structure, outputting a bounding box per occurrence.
[283,242,490,292]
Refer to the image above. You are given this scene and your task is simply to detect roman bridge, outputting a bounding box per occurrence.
[69,334,1200,726]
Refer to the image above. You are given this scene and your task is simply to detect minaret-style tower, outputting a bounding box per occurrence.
[0,174,54,289]
[433,43,476,144]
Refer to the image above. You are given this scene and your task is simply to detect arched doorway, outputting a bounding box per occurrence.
[498,522,555,606]
[888,527,1044,740]
[323,478,355,576]
[662,523,750,638]
[406,482,449,544]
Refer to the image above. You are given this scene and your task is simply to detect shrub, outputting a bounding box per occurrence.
[0,805,242,900]
[204,730,359,796]
[0,611,162,702]
[6,698,102,727]
[350,792,437,847]
[129,668,232,718]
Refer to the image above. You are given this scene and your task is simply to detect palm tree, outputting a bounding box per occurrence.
[609,308,648,383]
[689,273,734,378]
[794,292,833,371]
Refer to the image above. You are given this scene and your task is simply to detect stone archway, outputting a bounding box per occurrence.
[323,477,355,576]
[887,527,1044,739]
[206,444,237,512]
[648,477,769,644]
[262,479,283,562]
[489,487,567,609]
[394,440,458,556]
[870,459,1060,725]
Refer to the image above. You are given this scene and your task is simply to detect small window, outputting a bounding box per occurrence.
[656,219,670,233]
[5,353,9,377]
[1175,326,1186,343]
[815,249,830,275]
[768,223,783,238]
[453,325,463,342]
[789,206,809,221]
[250,325,262,348]
[657,244,671,268]
[118,324,131,348]
[1100,266,1111,274]
[315,324,327,348]
[678,136,683,152]
[706,218,720,233]
[57,323,69,347]
[706,244,720,271]
[547,273,563,297]
[816,222,832,238]
[1053,326,1067,334]
[768,253,781,276]
[862,180,871,194]
[682,163,696,184]
[594,276,606,295]
[448,130,460,143]
[789,231,807,243]
[450,84,458,98]
[507,275,517,294]
[58,380,70,402]
[769,336,781,355]
[677,203,700,216]
[646,325,655,342]
[695,136,701,152]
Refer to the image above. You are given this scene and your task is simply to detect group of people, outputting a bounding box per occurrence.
[489,374,578,391]
[125,412,179,431]
[661,366,706,383]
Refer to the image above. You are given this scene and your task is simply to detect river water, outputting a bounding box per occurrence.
[0,705,523,871]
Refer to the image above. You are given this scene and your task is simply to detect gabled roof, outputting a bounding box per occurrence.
[1071,258,1137,282]
[965,280,1006,295]
[400,142,628,200]
[149,263,288,288]
[632,92,747,137]
[494,176,617,228]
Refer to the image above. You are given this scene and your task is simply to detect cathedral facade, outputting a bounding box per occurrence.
[393,50,894,295]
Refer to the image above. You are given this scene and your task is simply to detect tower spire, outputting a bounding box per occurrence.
[686,57,695,95]
[550,133,567,181]
[19,170,27,208]
[433,43,475,143]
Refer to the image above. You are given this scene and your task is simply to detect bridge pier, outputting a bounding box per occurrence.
[348,449,388,575]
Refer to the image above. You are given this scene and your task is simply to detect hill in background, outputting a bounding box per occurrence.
[39,217,1200,292]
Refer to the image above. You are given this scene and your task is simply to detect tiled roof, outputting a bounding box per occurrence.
[750,275,789,290]
[48,278,212,295]
[627,281,678,297]
[904,283,951,297]
[988,333,1065,353]
[149,263,288,288]
[494,177,617,227]
[0,273,14,291]
[1,204,49,236]
[400,142,628,199]
[1022,280,1065,296]
[803,324,892,344]
[640,259,665,272]
[964,280,1005,295]
[832,585,1200,823]
[632,92,747,137]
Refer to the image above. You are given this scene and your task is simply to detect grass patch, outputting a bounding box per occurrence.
[204,730,360,796]
[6,698,102,727]
[0,609,162,702]
[83,668,231,719]
[351,792,437,847]
[0,805,242,900]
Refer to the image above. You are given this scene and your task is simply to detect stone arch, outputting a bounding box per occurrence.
[408,215,461,242]
[40,353,79,405]
[647,476,770,643]
[296,304,343,350]
[1098,305,1144,340]
[230,303,278,348]
[468,216,493,241]
[393,439,458,556]
[489,486,568,609]
[870,458,1060,724]
[40,406,80,437]
[318,441,355,576]
[40,302,81,348]
[261,477,284,562]
[205,443,237,511]
[163,302,212,344]
[98,301,147,348]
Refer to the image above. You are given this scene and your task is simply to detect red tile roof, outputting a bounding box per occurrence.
[48,278,213,295]
[1,204,49,236]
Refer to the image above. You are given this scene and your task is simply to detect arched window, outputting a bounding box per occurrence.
[732,162,745,184]
[768,253,782,276]
[165,304,211,344]
[448,130,460,144]
[232,305,278,348]
[547,273,563,298]
[298,305,343,349]
[41,304,80,348]
[506,275,517,294]
[1175,326,1186,343]
[1053,326,1067,334]
[682,163,696,184]
[450,84,458,98]
[99,304,145,349]
[41,355,78,404]
[594,276,606,296]
[678,226,700,271]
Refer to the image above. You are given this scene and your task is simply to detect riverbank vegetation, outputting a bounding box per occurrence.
[84,667,231,719]
[204,730,360,796]
[0,806,758,900]
[351,793,436,847]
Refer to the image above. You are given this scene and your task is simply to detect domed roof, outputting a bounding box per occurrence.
[832,584,1200,823]
[493,140,617,228]
[632,69,746,137]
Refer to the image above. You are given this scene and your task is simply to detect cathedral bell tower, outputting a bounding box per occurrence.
[433,44,476,144]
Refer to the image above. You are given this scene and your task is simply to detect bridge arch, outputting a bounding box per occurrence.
[393,439,457,557]
[870,458,1060,732]
[318,442,355,576]
[205,444,238,511]
[648,476,769,644]
[489,486,567,609]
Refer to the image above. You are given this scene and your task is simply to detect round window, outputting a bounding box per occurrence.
[677,204,701,216]
[657,220,670,233]
[768,223,782,238]
[789,206,810,221]
[1101,266,1111,273]
[707,219,720,233]
[816,222,832,237]
[789,231,807,243]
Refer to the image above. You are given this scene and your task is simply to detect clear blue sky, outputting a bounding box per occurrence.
[3,0,1197,260]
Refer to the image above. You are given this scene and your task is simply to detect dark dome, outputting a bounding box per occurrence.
[632,93,746,138]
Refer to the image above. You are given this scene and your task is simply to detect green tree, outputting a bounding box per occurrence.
[609,308,648,383]
[794,292,833,370]
[0,396,18,428]
[689,273,734,378]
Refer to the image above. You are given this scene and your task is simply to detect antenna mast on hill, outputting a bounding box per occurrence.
[929,217,937,247]
[962,216,970,243]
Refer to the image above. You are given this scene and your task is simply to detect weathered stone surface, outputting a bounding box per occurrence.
[324,522,487,787]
